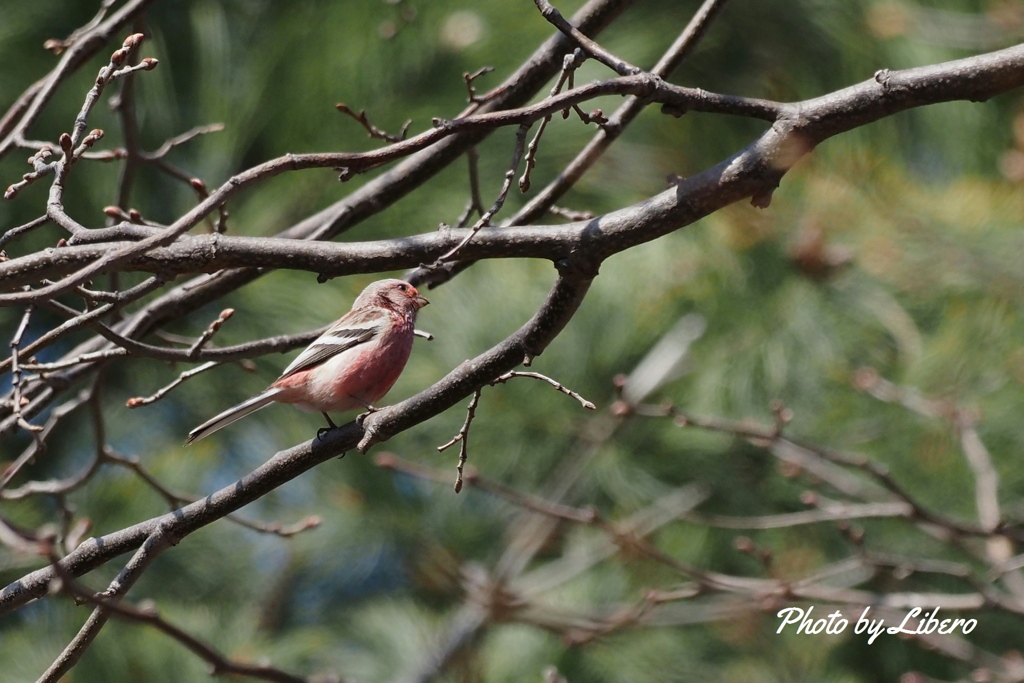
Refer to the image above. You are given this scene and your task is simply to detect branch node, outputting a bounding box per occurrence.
[463,66,495,103]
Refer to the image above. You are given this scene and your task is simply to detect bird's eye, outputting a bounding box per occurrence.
[397,284,408,291]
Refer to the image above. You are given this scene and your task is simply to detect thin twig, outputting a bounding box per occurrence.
[517,49,586,193]
[110,27,142,214]
[680,501,913,530]
[518,117,549,193]
[958,417,1001,533]
[463,66,495,104]
[488,370,596,410]
[187,308,234,357]
[547,205,594,221]
[5,302,44,449]
[459,147,485,227]
[126,361,222,408]
[145,123,225,159]
[532,0,641,76]
[438,389,481,493]
[0,215,51,250]
[184,175,230,233]
[336,103,411,143]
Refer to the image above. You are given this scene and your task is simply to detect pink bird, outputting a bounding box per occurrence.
[186,279,429,445]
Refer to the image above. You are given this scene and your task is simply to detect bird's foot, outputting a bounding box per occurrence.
[356,405,380,427]
[316,412,340,440]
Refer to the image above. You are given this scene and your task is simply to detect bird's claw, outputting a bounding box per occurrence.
[355,406,380,427]
[317,426,332,441]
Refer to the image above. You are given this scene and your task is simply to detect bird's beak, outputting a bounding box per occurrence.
[415,295,429,309]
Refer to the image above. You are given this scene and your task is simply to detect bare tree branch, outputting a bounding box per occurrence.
[2,4,1023,680]
[4,44,1022,297]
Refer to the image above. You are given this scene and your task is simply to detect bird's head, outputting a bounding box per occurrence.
[356,279,429,315]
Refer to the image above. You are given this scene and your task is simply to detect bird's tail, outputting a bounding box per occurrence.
[185,388,283,446]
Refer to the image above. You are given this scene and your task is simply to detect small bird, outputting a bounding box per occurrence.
[186,279,428,445]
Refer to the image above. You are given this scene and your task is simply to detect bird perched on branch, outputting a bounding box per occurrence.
[186,279,429,445]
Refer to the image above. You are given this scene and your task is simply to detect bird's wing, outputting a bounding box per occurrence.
[277,309,386,380]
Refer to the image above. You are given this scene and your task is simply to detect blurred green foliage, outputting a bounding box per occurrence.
[3,0,1024,681]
